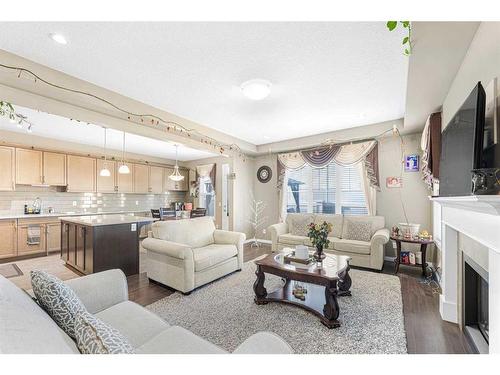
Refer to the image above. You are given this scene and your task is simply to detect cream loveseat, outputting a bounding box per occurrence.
[141,217,245,294]
[0,270,292,354]
[269,213,389,270]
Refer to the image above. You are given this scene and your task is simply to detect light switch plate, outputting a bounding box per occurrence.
[131,223,137,232]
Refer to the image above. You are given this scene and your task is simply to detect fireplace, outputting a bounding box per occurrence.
[463,254,489,353]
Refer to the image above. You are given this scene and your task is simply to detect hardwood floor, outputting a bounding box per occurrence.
[2,242,473,354]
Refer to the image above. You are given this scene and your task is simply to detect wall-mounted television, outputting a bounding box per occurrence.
[439,83,486,197]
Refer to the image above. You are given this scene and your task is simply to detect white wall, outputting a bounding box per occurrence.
[232,156,255,238]
[442,22,500,128]
[377,133,432,258]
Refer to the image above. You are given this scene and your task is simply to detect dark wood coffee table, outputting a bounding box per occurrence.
[253,253,352,328]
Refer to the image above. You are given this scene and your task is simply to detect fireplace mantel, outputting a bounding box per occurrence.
[431,195,500,353]
[431,195,500,216]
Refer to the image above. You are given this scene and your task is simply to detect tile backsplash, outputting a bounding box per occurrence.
[0,186,187,215]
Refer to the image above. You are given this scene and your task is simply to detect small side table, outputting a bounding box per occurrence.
[390,236,434,277]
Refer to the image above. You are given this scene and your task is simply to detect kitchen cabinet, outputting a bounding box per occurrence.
[62,222,93,274]
[0,220,17,259]
[17,220,45,256]
[42,152,66,186]
[45,221,61,253]
[179,169,189,191]
[149,166,164,193]
[67,155,96,192]
[96,159,117,193]
[133,164,150,193]
[0,146,15,191]
[16,148,43,185]
[116,162,134,193]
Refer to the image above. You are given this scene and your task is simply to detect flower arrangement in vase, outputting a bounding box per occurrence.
[307,221,332,262]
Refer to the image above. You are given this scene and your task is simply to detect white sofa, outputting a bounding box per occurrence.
[269,213,389,270]
[141,217,245,294]
[0,270,292,354]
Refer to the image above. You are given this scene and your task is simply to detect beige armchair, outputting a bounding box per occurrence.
[142,217,245,294]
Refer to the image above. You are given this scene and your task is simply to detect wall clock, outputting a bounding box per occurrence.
[257,166,272,183]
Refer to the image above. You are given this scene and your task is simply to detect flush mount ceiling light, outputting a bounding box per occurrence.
[169,144,185,182]
[99,128,111,177]
[118,131,130,174]
[49,33,68,45]
[241,79,272,100]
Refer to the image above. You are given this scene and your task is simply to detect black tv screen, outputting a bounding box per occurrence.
[439,83,485,197]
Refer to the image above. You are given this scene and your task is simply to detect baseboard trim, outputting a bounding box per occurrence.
[439,294,458,323]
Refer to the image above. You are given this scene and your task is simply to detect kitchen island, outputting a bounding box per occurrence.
[60,214,153,276]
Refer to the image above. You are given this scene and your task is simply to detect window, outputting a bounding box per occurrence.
[286,162,367,215]
[198,176,215,217]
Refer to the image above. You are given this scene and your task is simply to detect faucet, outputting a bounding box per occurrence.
[33,197,42,214]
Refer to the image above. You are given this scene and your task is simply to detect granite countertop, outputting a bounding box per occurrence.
[59,214,154,226]
[0,210,151,220]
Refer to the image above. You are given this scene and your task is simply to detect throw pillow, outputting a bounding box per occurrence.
[30,270,87,339]
[344,220,372,242]
[290,216,311,236]
[75,311,134,354]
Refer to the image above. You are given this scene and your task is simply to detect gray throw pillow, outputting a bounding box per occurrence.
[30,270,87,339]
[290,216,312,236]
[344,220,372,242]
[75,311,134,354]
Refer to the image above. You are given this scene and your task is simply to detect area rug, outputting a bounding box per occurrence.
[146,258,407,354]
[0,263,23,279]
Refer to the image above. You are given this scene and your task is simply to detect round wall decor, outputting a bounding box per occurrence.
[257,165,272,183]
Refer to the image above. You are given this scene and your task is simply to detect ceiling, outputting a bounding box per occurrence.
[0,22,408,145]
[0,106,216,161]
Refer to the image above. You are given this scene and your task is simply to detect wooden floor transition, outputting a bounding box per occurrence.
[3,243,472,354]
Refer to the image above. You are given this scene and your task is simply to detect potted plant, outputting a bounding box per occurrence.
[307,221,332,262]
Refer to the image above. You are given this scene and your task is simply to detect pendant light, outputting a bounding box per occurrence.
[99,128,111,177]
[118,131,130,174]
[169,144,184,181]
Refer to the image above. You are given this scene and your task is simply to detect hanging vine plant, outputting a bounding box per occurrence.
[387,21,412,56]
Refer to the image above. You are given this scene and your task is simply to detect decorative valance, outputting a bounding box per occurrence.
[277,140,379,190]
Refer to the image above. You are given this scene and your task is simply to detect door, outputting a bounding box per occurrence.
[45,222,61,253]
[17,223,45,256]
[149,166,164,193]
[0,220,17,259]
[96,159,117,193]
[43,152,66,185]
[0,146,15,191]
[133,164,149,193]
[116,162,134,193]
[67,155,96,192]
[221,163,230,230]
[16,148,43,185]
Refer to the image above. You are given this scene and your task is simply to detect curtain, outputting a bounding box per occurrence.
[196,163,216,194]
[278,140,379,188]
[358,162,377,215]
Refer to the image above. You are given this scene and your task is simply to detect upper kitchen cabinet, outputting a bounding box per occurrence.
[42,152,66,186]
[96,159,117,193]
[67,155,96,192]
[0,146,15,191]
[116,162,134,193]
[149,166,164,194]
[133,164,149,194]
[15,148,43,185]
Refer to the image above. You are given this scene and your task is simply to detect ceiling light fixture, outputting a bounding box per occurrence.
[241,79,272,100]
[49,33,68,45]
[169,145,184,182]
[99,128,111,177]
[118,131,130,174]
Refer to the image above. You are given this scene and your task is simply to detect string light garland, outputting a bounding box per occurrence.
[0,100,35,132]
[0,63,243,158]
